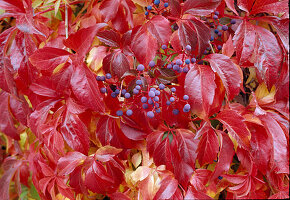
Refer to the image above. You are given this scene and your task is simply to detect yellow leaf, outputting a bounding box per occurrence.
[54,0,62,16]
[132,152,142,168]
[255,83,276,105]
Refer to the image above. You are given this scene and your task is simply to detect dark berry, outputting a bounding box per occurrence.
[173,65,179,71]
[116,110,123,116]
[141,96,147,103]
[154,96,159,102]
[154,0,160,5]
[145,11,149,15]
[164,2,169,7]
[105,73,112,79]
[210,36,214,41]
[125,93,131,98]
[230,19,236,24]
[170,97,175,102]
[222,25,228,31]
[213,15,218,19]
[136,80,142,85]
[135,85,141,90]
[137,64,145,71]
[126,109,133,116]
[161,44,167,50]
[183,67,189,73]
[191,58,196,63]
[143,104,149,109]
[148,98,154,105]
[149,61,155,67]
[100,87,107,93]
[147,5,152,10]
[111,92,117,98]
[214,29,219,34]
[166,100,171,105]
[185,45,191,51]
[183,95,189,100]
[172,109,179,115]
[217,45,222,50]
[159,84,165,90]
[156,108,161,113]
[115,89,120,94]
[167,64,172,69]
[218,176,223,180]
[147,111,155,118]
[155,90,160,96]
[176,59,183,65]
[218,32,222,37]
[121,89,127,95]
[185,59,190,64]
[171,87,176,93]
[214,11,219,15]
[133,89,139,94]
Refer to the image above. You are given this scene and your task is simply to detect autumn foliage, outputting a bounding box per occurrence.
[0,0,289,199]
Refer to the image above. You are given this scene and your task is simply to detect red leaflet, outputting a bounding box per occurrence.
[97,30,121,47]
[190,169,212,191]
[205,53,242,100]
[197,128,219,166]
[63,24,107,59]
[153,174,179,200]
[222,35,235,58]
[249,0,288,16]
[29,47,71,72]
[70,63,105,112]
[185,186,213,199]
[177,15,211,55]
[183,0,222,16]
[103,50,130,78]
[184,64,216,119]
[224,0,238,15]
[216,109,251,149]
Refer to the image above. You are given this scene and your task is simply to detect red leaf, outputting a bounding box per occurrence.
[169,0,182,17]
[177,16,211,56]
[204,53,242,100]
[103,50,130,78]
[224,0,239,15]
[57,152,87,176]
[70,63,105,112]
[153,174,178,200]
[184,64,216,119]
[146,15,172,45]
[233,20,282,88]
[97,30,121,47]
[190,169,212,191]
[131,26,158,65]
[29,47,71,71]
[185,186,213,199]
[197,128,219,166]
[183,0,222,16]
[60,111,90,155]
[120,121,147,141]
[64,24,107,58]
[216,109,251,148]
[222,35,235,57]
[9,95,31,126]
[250,0,288,16]
[29,83,58,98]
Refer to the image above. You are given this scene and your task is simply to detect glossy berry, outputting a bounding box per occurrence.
[149,61,155,67]
[150,88,156,92]
[155,103,160,108]
[173,109,179,115]
[185,45,191,51]
[218,176,223,180]
[176,59,183,65]
[164,2,169,7]
[154,96,159,102]
[135,85,141,90]
[147,5,152,10]
[121,89,127,95]
[185,59,190,64]
[214,11,219,15]
[222,25,228,31]
[171,87,176,93]
[125,93,131,98]
[184,104,191,111]
[136,80,142,85]
[148,91,155,98]
[217,45,222,50]
[105,73,112,79]
[137,64,145,71]
[154,0,160,5]
[170,97,175,102]
[161,45,167,49]
[155,90,160,96]
[156,108,161,113]
[141,96,147,103]
[159,84,165,90]
[167,64,172,69]
[111,93,117,98]
[133,89,139,94]
[116,110,123,116]
[183,95,189,100]
[210,36,214,41]
[143,104,149,109]
[191,58,196,63]
[230,19,236,24]
[173,65,179,71]
[218,32,222,37]
[126,109,133,116]
[148,98,154,105]
[145,11,149,15]
[100,87,107,93]
[166,100,171,105]
[147,111,155,118]
[214,29,219,34]
[213,15,218,19]
[183,67,189,73]
[115,89,120,94]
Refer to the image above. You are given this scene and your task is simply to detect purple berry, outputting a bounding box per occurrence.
[230,19,236,24]
[154,96,159,102]
[116,110,123,116]
[176,59,183,65]
[210,36,214,41]
[167,64,172,69]
[147,5,152,10]
[161,45,167,50]
[136,80,142,85]
[166,100,171,105]
[149,61,155,67]
[137,64,145,71]
[105,73,112,79]
[145,11,149,15]
[214,11,219,15]
[217,45,222,50]
[172,109,179,115]
[185,59,190,64]
[143,104,149,109]
[135,85,141,90]
[147,111,155,118]
[126,109,133,116]
[141,96,147,103]
[148,98,154,105]
[115,89,120,94]
[111,93,117,98]
[185,45,191,51]
[171,87,176,93]
[133,89,139,94]
[155,90,160,96]
[125,93,131,98]
[100,87,107,93]
[170,97,175,102]
[218,32,222,37]
[184,104,191,111]
[213,15,218,19]
[150,87,156,92]
[156,108,161,113]
[155,103,160,108]
[183,95,189,100]
[164,2,169,7]
[159,84,165,90]
[191,58,196,63]
[173,65,179,71]
[154,0,160,5]
[121,89,127,95]
[183,67,189,73]
[222,25,228,31]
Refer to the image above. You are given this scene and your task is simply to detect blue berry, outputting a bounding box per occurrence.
[135,85,141,90]
[100,76,105,81]
[154,96,159,102]
[111,93,117,98]
[185,45,191,51]
[177,68,183,73]
[154,0,160,5]
[161,45,167,49]
[148,98,154,105]
[148,91,155,98]
[218,32,222,37]
[171,87,176,93]
[183,95,189,100]
[214,11,219,15]
[185,59,190,64]
[159,84,165,90]
[147,5,152,10]
[100,87,107,93]
[147,111,155,118]
[156,108,161,113]
[105,73,112,79]
[136,80,142,85]
[133,89,139,94]
[214,29,219,34]
[183,104,191,112]
[141,96,147,103]
[217,45,222,50]
[96,76,101,81]
[155,103,160,108]
[155,90,160,96]
[198,60,203,65]
[121,89,127,95]
[150,88,156,92]
[137,64,145,71]
[166,100,171,105]
[149,61,155,67]
[173,65,179,71]
[218,176,223,180]
[125,93,131,98]
[222,25,228,31]
[116,110,123,116]
[191,58,196,63]
[143,104,149,109]
[126,109,133,116]
[230,19,236,24]
[210,36,214,41]
[213,15,218,19]
[115,89,120,94]
[170,97,175,102]
[145,11,149,15]
[164,2,169,7]
[183,67,189,73]
[172,109,179,115]
[167,64,172,69]
[204,50,208,55]
[176,59,183,65]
